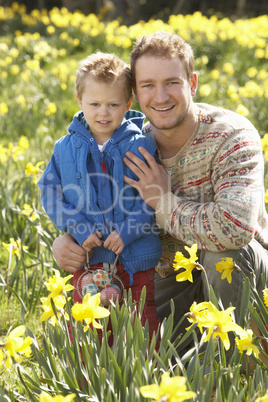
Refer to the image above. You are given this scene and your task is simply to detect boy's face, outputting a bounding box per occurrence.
[76,76,132,144]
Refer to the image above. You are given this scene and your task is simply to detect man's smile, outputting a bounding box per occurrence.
[151,105,175,112]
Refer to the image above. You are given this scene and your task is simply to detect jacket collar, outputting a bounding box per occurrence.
[68,110,145,145]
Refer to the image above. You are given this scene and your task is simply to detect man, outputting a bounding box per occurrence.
[52,31,268,354]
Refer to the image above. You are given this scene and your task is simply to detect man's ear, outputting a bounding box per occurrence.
[75,94,82,109]
[126,95,133,112]
[190,73,198,96]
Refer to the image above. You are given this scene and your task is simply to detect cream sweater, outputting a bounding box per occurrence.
[143,103,268,272]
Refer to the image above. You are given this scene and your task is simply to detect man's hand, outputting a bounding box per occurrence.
[52,233,87,273]
[103,230,124,255]
[123,146,170,210]
[82,230,103,252]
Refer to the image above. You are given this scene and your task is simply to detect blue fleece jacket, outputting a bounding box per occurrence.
[38,110,162,280]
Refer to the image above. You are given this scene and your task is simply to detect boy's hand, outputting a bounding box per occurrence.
[82,230,103,252]
[103,230,124,255]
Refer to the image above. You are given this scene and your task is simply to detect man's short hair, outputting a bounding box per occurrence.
[130,31,194,83]
[76,52,133,101]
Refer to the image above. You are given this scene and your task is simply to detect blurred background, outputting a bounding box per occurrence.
[1,0,268,24]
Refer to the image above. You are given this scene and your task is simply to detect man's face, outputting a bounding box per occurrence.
[134,55,197,134]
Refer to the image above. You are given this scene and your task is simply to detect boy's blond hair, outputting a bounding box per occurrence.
[130,31,194,84]
[76,52,133,101]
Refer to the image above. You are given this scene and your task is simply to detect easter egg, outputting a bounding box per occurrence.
[80,272,94,288]
[82,283,99,297]
[100,286,122,306]
[110,283,121,292]
[92,269,112,289]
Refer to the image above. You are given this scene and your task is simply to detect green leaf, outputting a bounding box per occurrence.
[239,277,250,326]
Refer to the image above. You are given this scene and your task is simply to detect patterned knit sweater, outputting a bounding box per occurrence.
[143,103,268,272]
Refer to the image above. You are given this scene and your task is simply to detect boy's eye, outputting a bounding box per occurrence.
[91,103,99,106]
[110,104,118,107]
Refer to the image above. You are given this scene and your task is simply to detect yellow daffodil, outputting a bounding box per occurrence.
[199,84,212,97]
[46,25,56,35]
[10,47,19,58]
[45,102,57,115]
[210,69,220,80]
[2,237,28,259]
[256,390,268,402]
[185,301,210,333]
[21,203,38,221]
[0,325,32,369]
[0,101,8,115]
[223,62,234,75]
[236,104,250,117]
[39,392,76,401]
[262,135,268,162]
[201,302,245,350]
[174,244,199,282]
[44,270,73,298]
[25,161,44,183]
[25,161,44,175]
[10,64,20,75]
[139,371,196,402]
[246,67,258,78]
[72,293,110,331]
[215,257,236,284]
[263,288,268,308]
[0,144,8,163]
[16,94,27,108]
[40,295,69,325]
[18,135,29,149]
[8,143,25,161]
[265,190,268,204]
[25,59,40,71]
[235,329,260,359]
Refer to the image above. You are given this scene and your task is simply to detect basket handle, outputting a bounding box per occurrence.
[110,254,119,275]
[85,252,119,274]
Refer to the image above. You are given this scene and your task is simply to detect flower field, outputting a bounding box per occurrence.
[1,3,268,401]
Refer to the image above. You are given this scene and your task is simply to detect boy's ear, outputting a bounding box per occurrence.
[75,94,82,109]
[126,95,133,112]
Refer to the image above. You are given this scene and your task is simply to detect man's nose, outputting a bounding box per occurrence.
[154,85,169,103]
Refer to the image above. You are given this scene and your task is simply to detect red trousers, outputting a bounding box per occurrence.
[72,263,161,345]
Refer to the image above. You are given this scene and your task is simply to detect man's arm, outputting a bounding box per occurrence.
[124,134,265,252]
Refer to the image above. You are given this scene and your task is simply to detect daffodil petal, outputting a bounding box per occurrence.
[140,384,159,399]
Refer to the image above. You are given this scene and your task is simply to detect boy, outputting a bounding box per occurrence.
[38,52,162,340]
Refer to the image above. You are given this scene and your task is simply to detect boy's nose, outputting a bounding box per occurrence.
[99,106,109,115]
